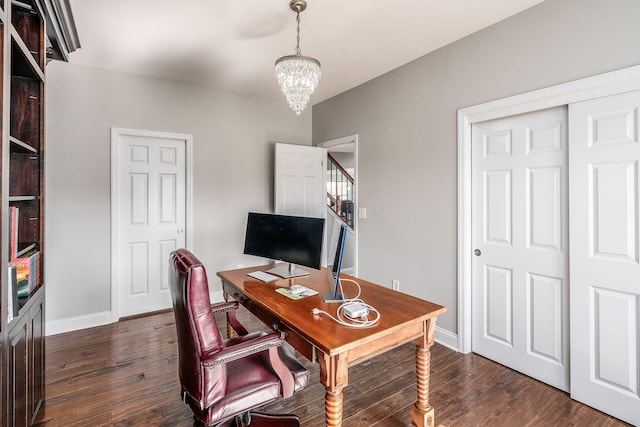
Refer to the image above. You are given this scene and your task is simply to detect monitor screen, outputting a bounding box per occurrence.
[243,212,325,278]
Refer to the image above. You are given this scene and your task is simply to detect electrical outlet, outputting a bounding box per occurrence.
[392,279,400,291]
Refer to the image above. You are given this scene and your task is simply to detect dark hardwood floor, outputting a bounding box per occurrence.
[35,308,628,426]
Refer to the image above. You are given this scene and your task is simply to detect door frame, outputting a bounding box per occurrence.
[110,127,193,322]
[457,64,640,353]
[317,134,359,276]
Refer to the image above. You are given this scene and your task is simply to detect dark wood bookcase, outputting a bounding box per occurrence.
[0,0,78,425]
[5,1,45,425]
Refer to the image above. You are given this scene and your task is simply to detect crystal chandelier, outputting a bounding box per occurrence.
[275,0,321,115]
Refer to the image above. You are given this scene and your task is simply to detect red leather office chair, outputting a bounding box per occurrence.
[169,249,309,426]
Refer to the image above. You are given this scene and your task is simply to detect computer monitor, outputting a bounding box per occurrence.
[323,220,348,302]
[243,212,325,278]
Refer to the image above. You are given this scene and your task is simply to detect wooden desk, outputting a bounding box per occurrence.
[217,265,446,427]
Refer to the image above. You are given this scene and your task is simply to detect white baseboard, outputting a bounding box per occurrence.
[46,293,459,354]
[435,326,459,352]
[46,310,113,336]
[46,291,225,337]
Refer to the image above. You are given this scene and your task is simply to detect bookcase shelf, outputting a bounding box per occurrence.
[10,29,44,80]
[10,152,40,195]
[8,195,36,201]
[10,74,42,146]
[11,0,44,72]
[10,135,38,153]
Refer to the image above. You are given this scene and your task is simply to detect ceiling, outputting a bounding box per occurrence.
[67,0,544,106]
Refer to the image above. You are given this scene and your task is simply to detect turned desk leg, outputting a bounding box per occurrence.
[319,352,348,427]
[412,317,437,427]
[325,389,344,427]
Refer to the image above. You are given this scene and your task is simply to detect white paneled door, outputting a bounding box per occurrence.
[274,143,326,217]
[113,129,189,319]
[472,107,570,391]
[569,91,640,425]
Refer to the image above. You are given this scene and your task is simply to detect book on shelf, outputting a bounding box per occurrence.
[30,249,41,288]
[13,259,30,298]
[14,263,29,298]
[10,206,18,260]
[10,249,39,297]
[7,265,18,321]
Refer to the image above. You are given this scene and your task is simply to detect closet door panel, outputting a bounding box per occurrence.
[472,107,569,392]
[569,90,640,426]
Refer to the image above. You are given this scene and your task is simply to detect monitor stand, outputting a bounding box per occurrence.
[267,263,310,279]
[322,292,345,303]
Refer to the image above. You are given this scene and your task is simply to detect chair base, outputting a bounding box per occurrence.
[244,413,299,427]
[194,412,300,427]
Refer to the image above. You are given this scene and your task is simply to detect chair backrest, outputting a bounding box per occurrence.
[169,249,226,407]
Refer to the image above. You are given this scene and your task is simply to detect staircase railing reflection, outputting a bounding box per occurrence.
[327,152,354,230]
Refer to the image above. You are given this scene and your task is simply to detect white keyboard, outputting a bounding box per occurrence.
[247,271,279,282]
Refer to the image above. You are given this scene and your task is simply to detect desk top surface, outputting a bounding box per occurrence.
[217,264,446,356]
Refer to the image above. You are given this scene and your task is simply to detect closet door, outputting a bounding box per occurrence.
[569,90,640,426]
[471,107,569,391]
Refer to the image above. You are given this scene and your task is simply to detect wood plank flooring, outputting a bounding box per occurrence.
[35,308,629,426]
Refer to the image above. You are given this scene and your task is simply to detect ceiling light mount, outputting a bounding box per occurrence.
[275,0,321,115]
[289,0,307,14]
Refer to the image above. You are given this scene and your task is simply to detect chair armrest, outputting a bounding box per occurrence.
[202,331,284,366]
[210,301,248,336]
[210,301,240,314]
[202,331,295,398]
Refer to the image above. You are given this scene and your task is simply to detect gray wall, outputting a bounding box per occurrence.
[312,0,640,334]
[45,62,311,325]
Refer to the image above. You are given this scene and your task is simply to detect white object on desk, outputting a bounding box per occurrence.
[276,285,319,300]
[289,284,312,295]
[248,271,279,282]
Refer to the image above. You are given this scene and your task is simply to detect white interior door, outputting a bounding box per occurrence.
[274,143,326,218]
[112,129,190,319]
[569,90,640,425]
[472,107,569,391]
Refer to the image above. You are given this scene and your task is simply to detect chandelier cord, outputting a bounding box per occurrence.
[295,11,301,55]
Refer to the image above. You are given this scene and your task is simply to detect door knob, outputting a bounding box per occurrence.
[177,227,184,235]
[474,249,481,256]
